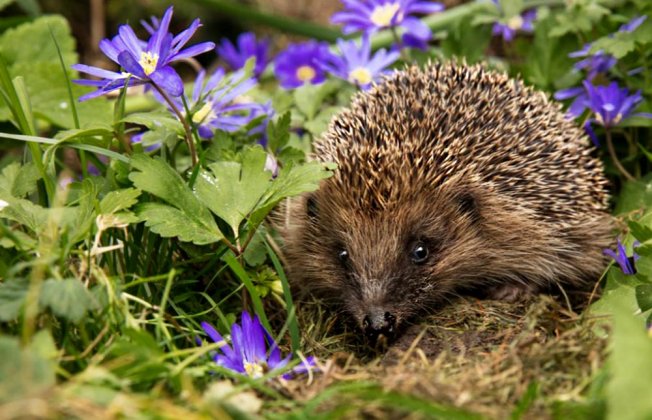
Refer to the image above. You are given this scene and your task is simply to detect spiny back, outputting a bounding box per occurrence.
[315,63,609,223]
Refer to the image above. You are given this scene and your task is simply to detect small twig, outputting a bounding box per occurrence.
[606,129,635,182]
[151,83,198,166]
[60,324,110,362]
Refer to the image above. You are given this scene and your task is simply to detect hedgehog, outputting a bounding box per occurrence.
[283,62,612,342]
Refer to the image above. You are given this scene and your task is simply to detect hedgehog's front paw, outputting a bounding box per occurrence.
[487,283,537,302]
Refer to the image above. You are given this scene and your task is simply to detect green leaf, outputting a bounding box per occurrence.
[520,12,577,90]
[68,178,98,243]
[136,202,224,245]
[0,15,74,66]
[440,15,492,64]
[591,19,652,59]
[606,295,652,420]
[615,175,652,214]
[550,2,610,37]
[129,154,224,243]
[0,334,55,404]
[249,160,335,227]
[99,188,141,215]
[0,161,40,198]
[0,16,112,128]
[266,111,291,152]
[293,81,338,120]
[12,61,112,128]
[122,111,184,135]
[591,268,642,317]
[0,195,48,232]
[303,106,341,137]
[635,284,652,312]
[194,147,271,236]
[39,278,95,323]
[0,278,28,321]
[243,230,267,266]
[629,220,652,242]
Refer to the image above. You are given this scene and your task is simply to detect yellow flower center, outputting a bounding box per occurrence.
[507,15,524,30]
[139,51,159,76]
[370,3,401,27]
[614,113,623,124]
[192,101,216,124]
[296,65,317,82]
[349,67,373,86]
[244,361,266,378]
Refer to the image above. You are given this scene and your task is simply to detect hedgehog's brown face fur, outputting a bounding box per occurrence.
[283,63,613,342]
[295,182,491,339]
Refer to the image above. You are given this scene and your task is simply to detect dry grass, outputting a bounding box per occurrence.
[287,295,609,418]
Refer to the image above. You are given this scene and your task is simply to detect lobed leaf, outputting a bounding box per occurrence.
[129,153,224,244]
[194,147,271,236]
[100,188,142,215]
[136,202,223,245]
[0,161,40,198]
[39,278,96,323]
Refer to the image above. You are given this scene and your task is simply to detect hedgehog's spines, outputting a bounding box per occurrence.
[315,62,608,225]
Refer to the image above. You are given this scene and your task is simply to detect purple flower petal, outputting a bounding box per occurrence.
[148,6,173,56]
[149,65,184,97]
[619,15,647,33]
[172,41,217,62]
[117,50,147,78]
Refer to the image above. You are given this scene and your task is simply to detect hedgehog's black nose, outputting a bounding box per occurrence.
[363,309,396,341]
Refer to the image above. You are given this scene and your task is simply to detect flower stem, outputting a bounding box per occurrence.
[151,83,198,166]
[390,27,410,61]
[606,129,635,182]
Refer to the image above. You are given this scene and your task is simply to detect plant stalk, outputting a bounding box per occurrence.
[151,83,198,166]
[606,129,635,182]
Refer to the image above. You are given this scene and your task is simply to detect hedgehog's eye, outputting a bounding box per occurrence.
[410,242,429,264]
[338,249,350,266]
[307,196,318,220]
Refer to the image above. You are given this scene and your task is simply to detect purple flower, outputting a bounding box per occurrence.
[274,41,333,89]
[554,86,590,118]
[249,101,275,146]
[217,32,270,78]
[331,0,444,49]
[72,6,215,101]
[583,81,652,145]
[153,67,261,139]
[318,34,399,90]
[491,2,536,42]
[604,239,640,275]
[200,312,316,379]
[131,132,162,152]
[568,43,617,80]
[619,15,647,33]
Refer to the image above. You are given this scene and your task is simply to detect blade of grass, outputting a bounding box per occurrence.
[266,240,300,353]
[0,131,130,163]
[0,54,31,133]
[13,76,55,203]
[49,25,80,129]
[49,25,86,177]
[157,269,178,359]
[223,251,271,333]
[113,77,132,154]
[0,55,54,204]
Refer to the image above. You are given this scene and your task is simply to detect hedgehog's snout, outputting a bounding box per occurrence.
[362,308,397,341]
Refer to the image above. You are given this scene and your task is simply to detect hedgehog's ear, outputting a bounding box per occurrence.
[306,195,318,220]
[455,191,481,223]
